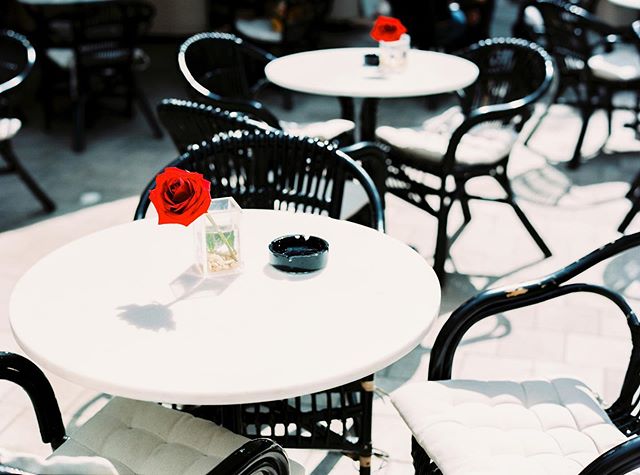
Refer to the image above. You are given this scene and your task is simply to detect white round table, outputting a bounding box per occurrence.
[10,210,440,405]
[607,0,640,9]
[265,47,479,140]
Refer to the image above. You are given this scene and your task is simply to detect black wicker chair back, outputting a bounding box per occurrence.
[135,129,385,231]
[456,37,553,130]
[157,98,270,154]
[178,32,280,127]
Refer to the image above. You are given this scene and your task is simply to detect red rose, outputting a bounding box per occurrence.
[149,167,211,226]
[370,16,407,42]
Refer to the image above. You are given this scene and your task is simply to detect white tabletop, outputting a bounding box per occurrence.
[10,210,440,405]
[607,0,640,8]
[265,47,479,99]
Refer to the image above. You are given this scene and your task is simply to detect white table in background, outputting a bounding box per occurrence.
[10,210,440,405]
[608,0,640,9]
[265,47,479,140]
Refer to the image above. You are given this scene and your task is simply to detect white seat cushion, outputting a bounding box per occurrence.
[0,118,21,141]
[52,397,305,475]
[392,378,639,475]
[376,106,518,166]
[589,44,640,82]
[235,18,283,43]
[280,119,355,141]
[0,448,117,475]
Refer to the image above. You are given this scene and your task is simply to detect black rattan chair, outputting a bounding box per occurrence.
[0,351,294,475]
[178,32,355,144]
[156,97,387,210]
[528,0,640,169]
[391,232,640,474]
[0,29,55,213]
[24,0,163,152]
[377,37,554,283]
[134,129,383,474]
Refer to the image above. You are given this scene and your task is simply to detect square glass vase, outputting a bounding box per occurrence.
[193,197,243,276]
[379,34,410,74]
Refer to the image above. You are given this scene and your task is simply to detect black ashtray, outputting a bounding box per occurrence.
[268,235,329,273]
[364,53,380,66]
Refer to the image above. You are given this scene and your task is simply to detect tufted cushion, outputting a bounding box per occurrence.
[235,18,283,43]
[52,397,305,475]
[280,119,355,141]
[0,448,117,475]
[588,45,640,82]
[0,118,21,141]
[376,106,518,166]
[392,378,640,475]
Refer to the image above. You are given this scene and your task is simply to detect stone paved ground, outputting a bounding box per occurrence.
[3,1,640,473]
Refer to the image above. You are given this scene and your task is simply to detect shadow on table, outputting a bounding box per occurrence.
[118,265,239,331]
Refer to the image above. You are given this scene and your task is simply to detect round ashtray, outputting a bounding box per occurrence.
[268,235,329,273]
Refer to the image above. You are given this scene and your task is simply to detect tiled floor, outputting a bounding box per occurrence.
[3,2,640,474]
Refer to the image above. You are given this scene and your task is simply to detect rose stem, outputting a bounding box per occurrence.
[205,214,239,262]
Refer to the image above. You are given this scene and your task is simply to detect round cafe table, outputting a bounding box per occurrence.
[10,210,440,406]
[607,0,640,8]
[265,47,479,140]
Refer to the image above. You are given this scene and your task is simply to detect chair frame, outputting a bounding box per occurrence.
[0,351,291,475]
[619,169,640,233]
[383,37,554,283]
[407,231,640,474]
[178,31,355,143]
[528,0,640,169]
[23,0,163,152]
[0,29,55,212]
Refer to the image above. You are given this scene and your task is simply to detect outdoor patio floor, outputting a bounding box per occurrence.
[2,2,640,473]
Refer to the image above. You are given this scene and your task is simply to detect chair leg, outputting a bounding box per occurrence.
[619,198,640,233]
[0,140,55,212]
[568,104,593,170]
[496,174,551,257]
[135,84,163,139]
[433,193,453,283]
[72,94,87,153]
[626,171,640,199]
[456,179,472,223]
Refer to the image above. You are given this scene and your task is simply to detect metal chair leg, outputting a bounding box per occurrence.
[0,140,55,212]
[72,95,86,153]
[496,174,551,257]
[619,198,640,233]
[568,99,594,170]
[433,192,453,284]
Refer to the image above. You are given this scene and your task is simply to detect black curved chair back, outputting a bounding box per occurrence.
[178,32,280,127]
[535,0,602,70]
[275,0,333,47]
[135,129,385,231]
[0,30,35,100]
[157,98,271,154]
[457,37,554,127]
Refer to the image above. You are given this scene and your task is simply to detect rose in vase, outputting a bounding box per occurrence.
[370,15,407,43]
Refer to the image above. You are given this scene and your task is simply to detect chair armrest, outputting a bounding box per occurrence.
[429,232,640,381]
[580,436,640,475]
[0,352,66,449]
[339,141,388,205]
[207,438,290,475]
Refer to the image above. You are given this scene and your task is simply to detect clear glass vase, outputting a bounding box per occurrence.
[379,33,410,74]
[193,197,243,276]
